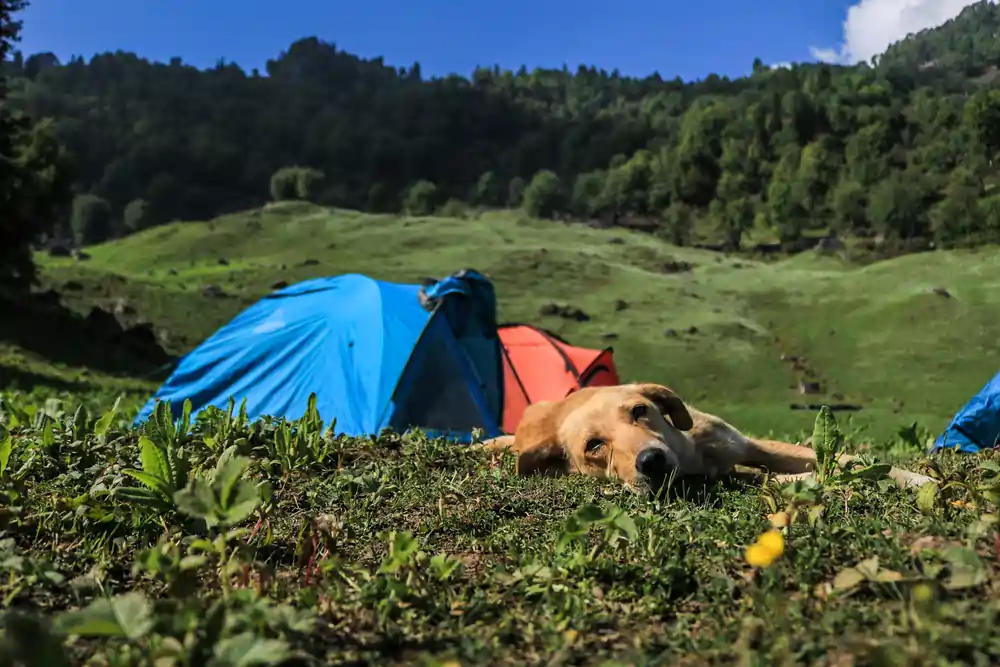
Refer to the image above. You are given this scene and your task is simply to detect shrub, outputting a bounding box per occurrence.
[71,194,113,245]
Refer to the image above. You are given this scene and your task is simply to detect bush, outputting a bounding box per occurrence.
[123,198,151,232]
[296,168,324,201]
[269,166,326,202]
[403,180,439,217]
[269,167,300,202]
[71,194,113,246]
[438,198,468,219]
[522,170,564,219]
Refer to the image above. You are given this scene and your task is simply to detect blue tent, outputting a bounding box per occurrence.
[932,371,1000,453]
[134,270,504,441]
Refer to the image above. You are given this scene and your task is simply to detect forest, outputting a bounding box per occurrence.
[8,0,1000,254]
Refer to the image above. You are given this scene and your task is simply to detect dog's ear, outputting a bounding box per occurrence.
[511,400,571,477]
[634,383,694,431]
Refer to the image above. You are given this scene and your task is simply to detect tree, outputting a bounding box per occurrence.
[929,167,983,247]
[867,171,933,240]
[269,167,300,201]
[507,177,526,208]
[403,180,439,216]
[71,194,113,246]
[963,89,1000,164]
[473,171,503,207]
[661,202,695,247]
[123,198,151,232]
[522,170,563,219]
[571,170,606,218]
[830,178,868,234]
[296,167,325,201]
[0,0,73,291]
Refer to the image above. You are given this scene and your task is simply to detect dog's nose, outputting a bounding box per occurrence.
[635,447,670,476]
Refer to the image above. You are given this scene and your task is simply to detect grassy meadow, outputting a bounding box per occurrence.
[3,204,1000,664]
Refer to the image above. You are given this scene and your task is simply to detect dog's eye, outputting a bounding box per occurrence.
[630,404,649,421]
[585,438,605,454]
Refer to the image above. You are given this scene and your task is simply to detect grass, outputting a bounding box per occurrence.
[19,201,1000,442]
[2,392,1000,665]
[5,203,1000,663]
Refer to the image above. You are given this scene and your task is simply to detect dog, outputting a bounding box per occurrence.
[477,383,936,492]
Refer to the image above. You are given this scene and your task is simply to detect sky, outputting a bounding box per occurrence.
[15,0,995,81]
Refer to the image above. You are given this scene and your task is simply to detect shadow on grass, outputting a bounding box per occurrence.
[0,364,92,393]
[0,292,176,379]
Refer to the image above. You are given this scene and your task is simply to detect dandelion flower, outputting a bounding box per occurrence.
[744,529,785,568]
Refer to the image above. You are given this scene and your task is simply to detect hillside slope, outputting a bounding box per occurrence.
[16,203,1000,443]
[10,0,1000,255]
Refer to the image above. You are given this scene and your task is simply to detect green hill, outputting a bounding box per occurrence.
[12,203,1000,444]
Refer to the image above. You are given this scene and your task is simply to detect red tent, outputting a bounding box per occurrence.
[498,323,620,434]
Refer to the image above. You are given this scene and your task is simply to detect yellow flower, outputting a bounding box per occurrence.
[744,529,785,568]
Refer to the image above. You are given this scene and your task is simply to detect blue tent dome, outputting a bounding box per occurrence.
[135,272,503,440]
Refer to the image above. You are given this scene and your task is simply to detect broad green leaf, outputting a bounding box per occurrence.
[72,405,90,440]
[220,481,262,526]
[93,396,122,438]
[576,504,606,523]
[41,420,55,450]
[916,482,939,514]
[210,632,291,667]
[121,468,170,497]
[180,398,193,437]
[942,546,987,590]
[53,592,153,639]
[811,406,842,464]
[174,479,217,525]
[112,486,169,508]
[138,437,171,489]
[0,424,11,476]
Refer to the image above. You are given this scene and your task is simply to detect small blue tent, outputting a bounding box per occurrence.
[134,270,503,441]
[932,371,1000,453]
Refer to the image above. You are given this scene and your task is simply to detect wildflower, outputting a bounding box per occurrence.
[744,529,785,568]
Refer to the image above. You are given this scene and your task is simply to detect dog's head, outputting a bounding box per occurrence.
[508,383,696,490]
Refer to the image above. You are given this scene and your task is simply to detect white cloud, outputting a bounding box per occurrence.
[812,0,996,65]
[770,62,793,70]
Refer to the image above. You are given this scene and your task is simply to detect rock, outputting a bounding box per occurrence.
[798,380,821,395]
[660,259,694,273]
[270,280,289,290]
[63,280,84,292]
[537,303,591,322]
[218,257,230,266]
[299,258,320,267]
[614,299,629,312]
[664,328,678,337]
[538,303,560,317]
[930,286,952,298]
[202,284,228,298]
[687,326,699,335]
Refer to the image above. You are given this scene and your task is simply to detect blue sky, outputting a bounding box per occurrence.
[14,0,979,80]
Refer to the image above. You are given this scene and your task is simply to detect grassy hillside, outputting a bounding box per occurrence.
[13,202,1000,444]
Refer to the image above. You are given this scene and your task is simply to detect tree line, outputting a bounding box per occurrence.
[7,0,1000,271]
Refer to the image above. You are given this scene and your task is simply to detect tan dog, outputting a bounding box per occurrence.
[478,383,936,492]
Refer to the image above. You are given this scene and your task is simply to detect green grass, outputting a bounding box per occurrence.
[5,204,1000,663]
[1,392,1000,665]
[22,202,1000,443]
